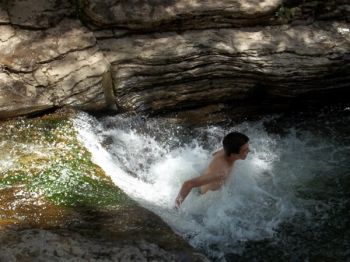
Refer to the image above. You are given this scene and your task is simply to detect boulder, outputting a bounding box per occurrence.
[0,1,114,119]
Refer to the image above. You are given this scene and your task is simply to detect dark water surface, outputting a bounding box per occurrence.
[224,105,350,262]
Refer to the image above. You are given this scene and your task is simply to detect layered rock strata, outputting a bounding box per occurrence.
[98,21,350,113]
[84,0,350,115]
[0,0,349,119]
[81,0,283,30]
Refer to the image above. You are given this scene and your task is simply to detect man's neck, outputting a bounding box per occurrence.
[225,155,238,166]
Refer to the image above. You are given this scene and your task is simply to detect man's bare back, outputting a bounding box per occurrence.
[200,149,233,193]
[175,132,250,208]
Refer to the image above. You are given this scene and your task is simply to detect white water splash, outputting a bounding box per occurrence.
[73,111,346,258]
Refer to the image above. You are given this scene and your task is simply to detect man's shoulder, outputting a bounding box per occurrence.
[209,154,228,170]
[212,150,226,162]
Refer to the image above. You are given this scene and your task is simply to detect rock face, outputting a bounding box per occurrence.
[99,22,349,113]
[0,0,349,119]
[85,0,350,114]
[0,0,113,119]
[81,0,283,30]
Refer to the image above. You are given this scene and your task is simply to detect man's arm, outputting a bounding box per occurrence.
[175,171,224,208]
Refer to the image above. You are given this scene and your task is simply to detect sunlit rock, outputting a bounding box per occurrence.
[0,17,112,119]
[0,0,349,119]
[81,0,282,30]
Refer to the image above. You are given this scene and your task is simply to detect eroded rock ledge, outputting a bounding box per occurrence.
[99,21,349,113]
[81,0,282,30]
[0,0,349,120]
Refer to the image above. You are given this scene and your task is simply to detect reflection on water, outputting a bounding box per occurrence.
[75,105,350,261]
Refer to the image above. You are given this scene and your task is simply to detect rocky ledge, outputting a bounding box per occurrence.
[0,207,208,262]
[99,21,349,113]
[0,0,114,119]
[0,0,349,120]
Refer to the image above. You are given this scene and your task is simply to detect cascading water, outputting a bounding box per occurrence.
[74,106,350,261]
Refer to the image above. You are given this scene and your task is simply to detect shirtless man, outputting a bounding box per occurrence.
[175,132,250,208]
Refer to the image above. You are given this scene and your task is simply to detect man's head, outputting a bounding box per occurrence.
[223,132,250,160]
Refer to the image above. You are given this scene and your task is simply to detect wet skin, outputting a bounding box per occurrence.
[175,143,250,208]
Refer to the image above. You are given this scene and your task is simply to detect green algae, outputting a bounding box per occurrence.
[0,171,28,186]
[0,113,131,208]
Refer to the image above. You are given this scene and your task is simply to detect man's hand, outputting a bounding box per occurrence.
[174,195,183,209]
[174,172,223,209]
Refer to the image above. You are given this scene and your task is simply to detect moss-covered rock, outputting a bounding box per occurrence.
[0,112,129,208]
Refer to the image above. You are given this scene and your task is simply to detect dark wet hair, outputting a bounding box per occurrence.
[223,132,249,156]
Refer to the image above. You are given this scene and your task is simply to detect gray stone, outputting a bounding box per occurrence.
[8,0,73,29]
[0,4,9,24]
[98,21,350,113]
[81,0,283,30]
[0,226,207,261]
[0,0,349,119]
[0,18,113,119]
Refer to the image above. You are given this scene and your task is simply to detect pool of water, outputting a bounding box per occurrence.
[74,104,350,261]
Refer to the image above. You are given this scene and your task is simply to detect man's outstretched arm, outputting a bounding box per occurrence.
[174,172,223,208]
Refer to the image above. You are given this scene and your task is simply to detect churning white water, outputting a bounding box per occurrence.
[73,110,350,260]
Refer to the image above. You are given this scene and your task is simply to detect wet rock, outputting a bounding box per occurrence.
[0,224,208,262]
[0,229,134,261]
[0,114,209,261]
